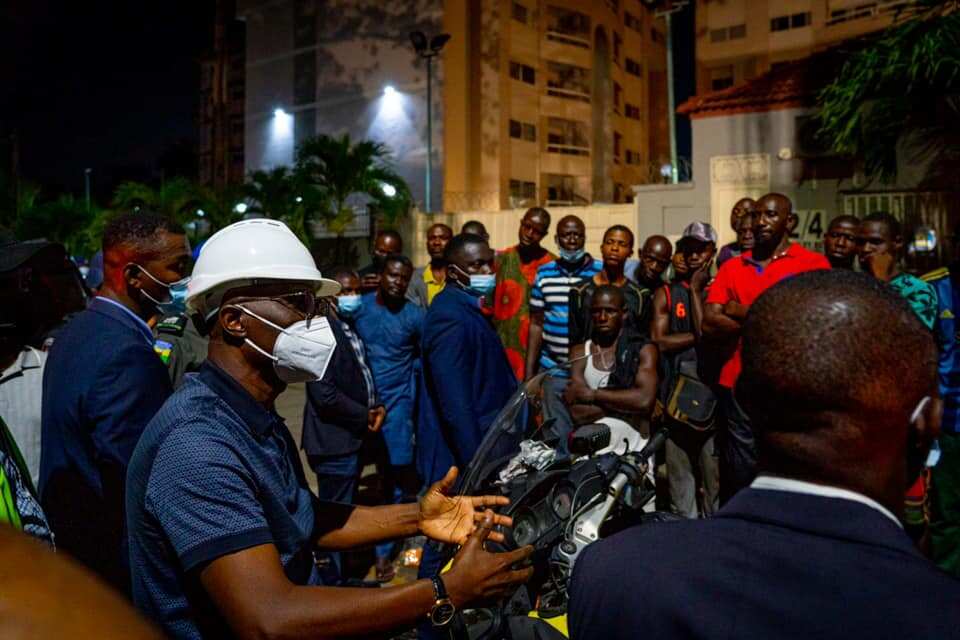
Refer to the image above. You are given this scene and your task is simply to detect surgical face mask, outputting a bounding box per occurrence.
[337,294,362,318]
[136,264,190,316]
[559,247,586,263]
[231,304,337,383]
[452,265,496,299]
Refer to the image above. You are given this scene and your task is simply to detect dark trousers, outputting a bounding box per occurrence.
[931,431,960,577]
[717,387,757,505]
[309,454,360,584]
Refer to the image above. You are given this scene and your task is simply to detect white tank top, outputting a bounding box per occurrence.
[584,340,612,390]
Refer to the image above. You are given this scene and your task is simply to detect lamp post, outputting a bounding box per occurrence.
[410,31,451,213]
[646,0,688,184]
[84,167,92,212]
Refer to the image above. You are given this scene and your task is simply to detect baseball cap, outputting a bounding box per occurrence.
[681,221,718,245]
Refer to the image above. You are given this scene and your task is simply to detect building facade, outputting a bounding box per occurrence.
[696,0,918,95]
[199,0,247,188]
[237,0,443,213]
[443,0,671,212]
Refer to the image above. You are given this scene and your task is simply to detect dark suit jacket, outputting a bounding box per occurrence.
[39,297,172,592]
[417,286,516,485]
[301,316,373,458]
[570,486,960,640]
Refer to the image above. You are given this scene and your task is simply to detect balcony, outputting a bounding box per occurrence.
[545,5,591,49]
[546,117,590,157]
[545,61,591,103]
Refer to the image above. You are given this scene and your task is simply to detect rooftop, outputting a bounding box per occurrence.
[678,50,846,119]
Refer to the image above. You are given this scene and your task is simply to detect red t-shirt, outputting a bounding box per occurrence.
[706,242,831,388]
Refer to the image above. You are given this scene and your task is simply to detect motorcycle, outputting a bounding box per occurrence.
[440,365,679,640]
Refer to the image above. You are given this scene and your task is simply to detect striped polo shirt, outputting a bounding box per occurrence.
[530,256,603,374]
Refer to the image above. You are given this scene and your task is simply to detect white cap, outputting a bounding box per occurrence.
[186,219,340,320]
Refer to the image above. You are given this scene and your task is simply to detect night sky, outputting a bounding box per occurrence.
[2,0,695,198]
[4,0,212,198]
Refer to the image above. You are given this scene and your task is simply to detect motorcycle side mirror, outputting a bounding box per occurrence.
[569,423,611,457]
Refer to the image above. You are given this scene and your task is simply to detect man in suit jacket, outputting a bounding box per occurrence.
[417,234,517,487]
[301,268,384,503]
[40,212,189,593]
[570,269,960,639]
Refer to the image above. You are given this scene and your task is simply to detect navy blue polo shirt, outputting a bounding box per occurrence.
[127,361,321,639]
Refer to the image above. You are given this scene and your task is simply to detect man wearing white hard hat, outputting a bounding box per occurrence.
[126,220,532,639]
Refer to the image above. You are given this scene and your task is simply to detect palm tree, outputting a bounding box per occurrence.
[111,177,204,224]
[241,166,325,244]
[295,134,412,232]
[14,194,102,257]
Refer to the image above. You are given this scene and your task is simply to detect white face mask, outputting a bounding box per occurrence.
[230,305,337,383]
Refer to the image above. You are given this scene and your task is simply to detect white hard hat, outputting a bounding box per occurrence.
[186,219,340,320]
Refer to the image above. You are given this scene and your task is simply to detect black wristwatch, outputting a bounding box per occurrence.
[429,575,456,627]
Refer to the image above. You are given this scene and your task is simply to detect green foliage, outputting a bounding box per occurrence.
[296,133,412,229]
[111,177,204,224]
[14,195,105,257]
[817,1,960,182]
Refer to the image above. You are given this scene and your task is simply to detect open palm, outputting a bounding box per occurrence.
[419,467,513,545]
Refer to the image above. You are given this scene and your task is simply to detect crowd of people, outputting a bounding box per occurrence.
[1,191,959,638]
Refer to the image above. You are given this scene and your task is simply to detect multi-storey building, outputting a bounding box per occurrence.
[443,0,671,212]
[696,0,918,95]
[199,0,247,188]
[237,0,443,213]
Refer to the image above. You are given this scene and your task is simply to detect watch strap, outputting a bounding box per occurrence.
[431,575,448,601]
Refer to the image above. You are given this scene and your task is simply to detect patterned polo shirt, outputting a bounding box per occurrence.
[127,362,321,639]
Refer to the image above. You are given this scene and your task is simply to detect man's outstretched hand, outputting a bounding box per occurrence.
[419,467,513,545]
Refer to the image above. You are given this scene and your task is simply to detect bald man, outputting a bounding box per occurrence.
[359,230,404,293]
[717,197,756,268]
[628,235,673,291]
[571,269,960,640]
[703,193,830,502]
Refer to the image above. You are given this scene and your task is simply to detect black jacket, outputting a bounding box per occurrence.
[300,316,372,458]
[570,487,960,640]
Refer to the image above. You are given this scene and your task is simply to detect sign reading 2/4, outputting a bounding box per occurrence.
[789,209,825,252]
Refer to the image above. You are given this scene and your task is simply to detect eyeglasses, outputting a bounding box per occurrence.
[242,291,318,326]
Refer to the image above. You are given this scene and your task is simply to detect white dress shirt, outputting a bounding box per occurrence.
[751,474,902,529]
[0,347,46,487]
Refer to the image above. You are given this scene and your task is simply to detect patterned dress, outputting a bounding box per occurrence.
[493,245,556,381]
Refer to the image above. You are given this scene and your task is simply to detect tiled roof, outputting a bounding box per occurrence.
[678,50,846,119]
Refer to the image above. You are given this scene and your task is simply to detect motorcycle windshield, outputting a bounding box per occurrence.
[458,362,573,496]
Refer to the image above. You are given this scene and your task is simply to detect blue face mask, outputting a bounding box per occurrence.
[559,248,586,263]
[136,264,190,316]
[466,274,497,298]
[337,294,362,318]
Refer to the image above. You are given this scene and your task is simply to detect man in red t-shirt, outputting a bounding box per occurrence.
[703,193,831,502]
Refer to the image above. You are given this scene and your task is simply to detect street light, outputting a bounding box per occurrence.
[234,202,248,214]
[381,182,397,197]
[410,30,451,213]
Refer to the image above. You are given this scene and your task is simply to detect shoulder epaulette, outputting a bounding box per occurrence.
[156,314,188,336]
[921,267,950,283]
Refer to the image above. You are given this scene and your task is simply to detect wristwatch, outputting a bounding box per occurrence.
[429,575,456,627]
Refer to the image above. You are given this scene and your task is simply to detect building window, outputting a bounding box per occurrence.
[545,61,591,101]
[546,117,589,155]
[613,32,623,66]
[512,2,529,25]
[710,28,727,43]
[625,57,642,77]
[510,119,537,141]
[230,84,245,100]
[293,0,317,49]
[729,24,746,39]
[510,61,536,85]
[624,11,642,33]
[626,149,642,165]
[605,0,619,13]
[613,82,623,114]
[510,179,537,201]
[546,5,591,47]
[771,12,811,32]
[625,103,641,120]
[651,28,665,44]
[546,174,578,204]
[710,65,734,91]
[613,132,622,162]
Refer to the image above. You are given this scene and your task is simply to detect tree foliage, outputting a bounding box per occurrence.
[817,0,960,183]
